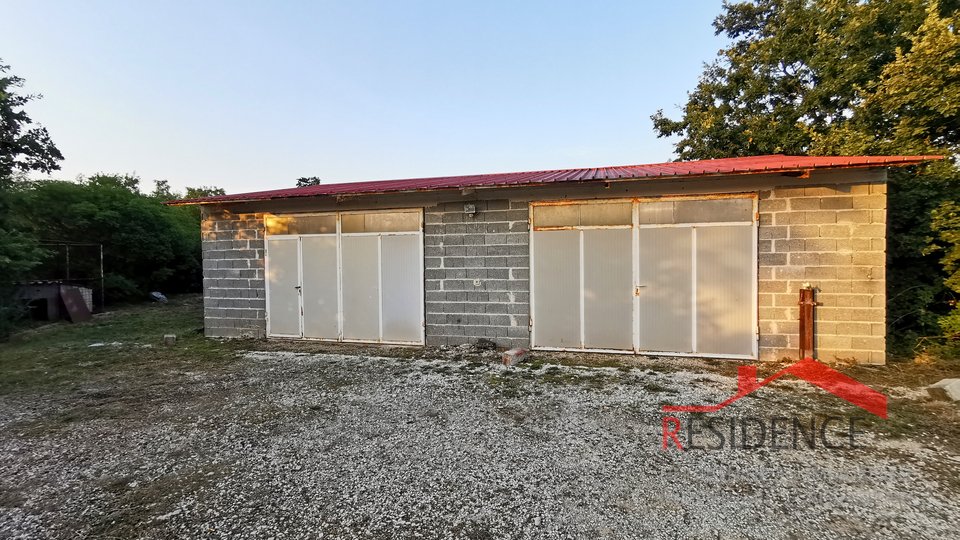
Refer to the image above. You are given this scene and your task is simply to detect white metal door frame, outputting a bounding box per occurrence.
[529,195,759,359]
[264,235,303,338]
[265,209,425,345]
[339,230,424,345]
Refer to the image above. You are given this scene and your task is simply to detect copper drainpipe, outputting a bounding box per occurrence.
[798,284,818,359]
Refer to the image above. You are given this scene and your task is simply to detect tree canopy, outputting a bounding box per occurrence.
[653,0,960,352]
[296,176,322,187]
[0,62,63,180]
[10,175,206,300]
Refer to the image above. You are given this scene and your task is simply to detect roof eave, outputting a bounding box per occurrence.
[164,155,944,206]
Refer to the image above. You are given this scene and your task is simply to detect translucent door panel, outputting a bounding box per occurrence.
[301,236,339,339]
[266,238,300,336]
[637,227,693,353]
[341,235,380,340]
[582,229,633,350]
[381,234,422,342]
[696,225,754,356]
[532,230,581,348]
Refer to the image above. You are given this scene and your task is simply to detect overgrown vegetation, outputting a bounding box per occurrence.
[7,175,218,301]
[652,0,960,356]
[0,59,223,337]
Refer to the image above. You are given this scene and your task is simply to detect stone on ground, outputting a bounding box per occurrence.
[502,347,528,366]
[927,379,960,402]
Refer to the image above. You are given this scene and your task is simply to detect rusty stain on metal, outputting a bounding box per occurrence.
[166,155,943,205]
[531,199,581,207]
[532,225,578,231]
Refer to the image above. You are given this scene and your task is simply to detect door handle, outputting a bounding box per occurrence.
[634,285,647,296]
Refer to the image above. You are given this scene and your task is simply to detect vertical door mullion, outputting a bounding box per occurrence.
[336,213,344,341]
[632,201,640,353]
[419,210,426,345]
[579,229,585,349]
[690,226,697,353]
[297,236,304,338]
[752,198,759,358]
[377,233,384,342]
[264,238,272,336]
[528,204,536,347]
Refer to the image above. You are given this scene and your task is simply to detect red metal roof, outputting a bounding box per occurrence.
[167,154,943,205]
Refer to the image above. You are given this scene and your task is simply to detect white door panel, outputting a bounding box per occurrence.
[266,238,301,337]
[301,236,339,339]
[636,227,694,353]
[381,234,423,342]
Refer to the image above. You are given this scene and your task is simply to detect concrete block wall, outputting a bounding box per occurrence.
[200,208,267,338]
[423,200,531,348]
[757,182,886,364]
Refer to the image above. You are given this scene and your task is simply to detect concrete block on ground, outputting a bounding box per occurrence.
[162,334,177,346]
[927,379,960,402]
[502,347,529,367]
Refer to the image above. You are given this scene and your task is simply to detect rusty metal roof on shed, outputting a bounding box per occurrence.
[167,154,943,205]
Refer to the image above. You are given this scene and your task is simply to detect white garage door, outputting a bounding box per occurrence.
[264,210,424,344]
[531,197,757,359]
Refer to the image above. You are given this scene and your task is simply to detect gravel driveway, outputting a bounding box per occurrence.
[1,350,958,539]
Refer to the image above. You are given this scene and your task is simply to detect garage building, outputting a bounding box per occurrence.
[170,154,939,364]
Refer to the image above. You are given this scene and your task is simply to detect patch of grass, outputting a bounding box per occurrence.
[0,295,244,394]
[485,372,530,398]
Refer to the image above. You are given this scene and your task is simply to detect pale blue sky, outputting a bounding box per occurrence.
[1,1,726,194]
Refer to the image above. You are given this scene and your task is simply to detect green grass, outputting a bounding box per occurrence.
[0,295,245,394]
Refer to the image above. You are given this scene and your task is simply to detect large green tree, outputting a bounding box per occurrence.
[12,175,210,300]
[0,61,63,335]
[0,62,63,180]
[652,0,960,353]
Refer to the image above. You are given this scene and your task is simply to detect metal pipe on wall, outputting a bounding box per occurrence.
[799,284,817,359]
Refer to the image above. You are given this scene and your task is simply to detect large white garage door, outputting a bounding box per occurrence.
[265,210,424,344]
[531,197,757,359]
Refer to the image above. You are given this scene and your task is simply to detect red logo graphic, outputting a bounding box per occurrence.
[662,357,888,419]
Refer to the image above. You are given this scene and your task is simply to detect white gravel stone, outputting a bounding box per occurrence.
[0,351,956,539]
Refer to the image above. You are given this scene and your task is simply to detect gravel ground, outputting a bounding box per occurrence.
[1,350,958,539]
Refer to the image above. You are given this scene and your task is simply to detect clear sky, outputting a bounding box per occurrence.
[1,1,726,194]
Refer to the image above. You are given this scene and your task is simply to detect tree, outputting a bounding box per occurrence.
[0,60,64,336]
[651,0,959,354]
[296,176,322,187]
[0,61,63,180]
[931,201,960,338]
[151,179,176,200]
[185,186,225,199]
[11,175,208,300]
